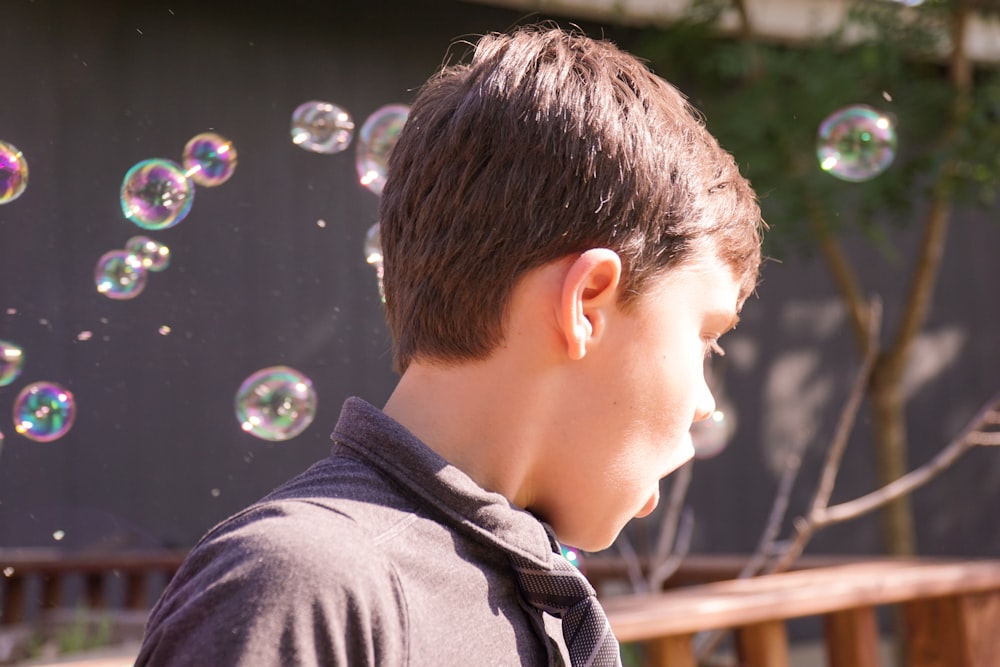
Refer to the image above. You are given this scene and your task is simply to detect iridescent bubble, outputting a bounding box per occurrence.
[95,249,148,300]
[125,235,171,272]
[120,158,194,230]
[0,340,25,387]
[364,222,382,266]
[235,366,317,441]
[13,381,76,442]
[690,409,734,460]
[0,141,28,205]
[291,101,355,154]
[364,222,385,302]
[182,132,237,187]
[356,104,409,196]
[560,545,582,569]
[817,105,897,182]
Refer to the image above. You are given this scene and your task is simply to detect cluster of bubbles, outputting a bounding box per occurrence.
[290,101,408,295]
[816,104,898,183]
[291,101,408,197]
[217,105,409,442]
[234,365,317,442]
[95,236,171,300]
[0,340,77,443]
[100,132,236,300]
[120,131,237,231]
[0,140,28,205]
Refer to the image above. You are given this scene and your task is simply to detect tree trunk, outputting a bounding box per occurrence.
[870,355,916,555]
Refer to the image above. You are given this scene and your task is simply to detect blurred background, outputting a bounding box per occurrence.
[1,0,999,571]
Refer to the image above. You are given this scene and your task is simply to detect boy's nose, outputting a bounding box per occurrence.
[693,381,716,424]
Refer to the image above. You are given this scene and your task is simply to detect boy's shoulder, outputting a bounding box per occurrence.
[196,452,420,569]
[137,458,414,665]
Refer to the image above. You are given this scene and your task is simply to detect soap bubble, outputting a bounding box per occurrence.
[0,141,28,205]
[0,340,25,387]
[125,235,171,272]
[183,132,237,187]
[560,545,581,569]
[13,381,76,442]
[364,222,385,302]
[356,104,409,195]
[291,101,355,154]
[95,249,148,300]
[235,366,317,441]
[690,409,734,460]
[364,222,382,266]
[120,158,194,230]
[817,105,897,182]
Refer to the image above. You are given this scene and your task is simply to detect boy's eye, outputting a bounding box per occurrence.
[705,339,725,359]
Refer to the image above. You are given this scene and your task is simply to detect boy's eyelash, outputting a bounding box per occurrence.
[705,339,725,358]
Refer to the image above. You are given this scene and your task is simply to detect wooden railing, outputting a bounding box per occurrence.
[0,549,186,625]
[4,550,999,667]
[601,558,1000,667]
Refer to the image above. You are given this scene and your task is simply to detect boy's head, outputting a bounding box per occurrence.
[380,26,763,373]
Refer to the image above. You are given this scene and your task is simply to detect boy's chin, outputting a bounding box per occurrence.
[634,487,660,519]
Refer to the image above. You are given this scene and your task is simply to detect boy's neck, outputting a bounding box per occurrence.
[383,354,551,512]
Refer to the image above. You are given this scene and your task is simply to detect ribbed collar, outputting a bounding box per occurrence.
[330,397,556,567]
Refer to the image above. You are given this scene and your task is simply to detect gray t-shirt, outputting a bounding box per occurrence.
[136,397,568,665]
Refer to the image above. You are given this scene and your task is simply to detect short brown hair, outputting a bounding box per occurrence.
[380,26,763,372]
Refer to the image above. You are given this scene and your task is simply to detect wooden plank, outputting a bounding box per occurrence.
[643,633,696,667]
[603,560,1000,641]
[585,553,874,590]
[825,606,881,667]
[737,620,789,667]
[904,591,1000,667]
[0,548,188,573]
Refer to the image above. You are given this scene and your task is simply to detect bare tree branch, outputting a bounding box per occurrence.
[614,531,650,594]
[649,508,694,591]
[814,393,1000,527]
[692,302,883,661]
[768,299,883,574]
[651,461,693,572]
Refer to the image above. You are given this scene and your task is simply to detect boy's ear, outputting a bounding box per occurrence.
[559,249,622,361]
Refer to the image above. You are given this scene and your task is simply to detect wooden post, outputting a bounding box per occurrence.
[644,634,696,667]
[41,573,61,609]
[825,606,881,667]
[904,591,1000,666]
[737,620,789,667]
[125,571,148,609]
[84,572,106,609]
[2,573,25,624]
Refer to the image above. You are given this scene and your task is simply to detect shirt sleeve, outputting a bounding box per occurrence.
[134,502,409,666]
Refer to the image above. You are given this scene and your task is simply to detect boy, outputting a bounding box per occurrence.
[136,25,763,666]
